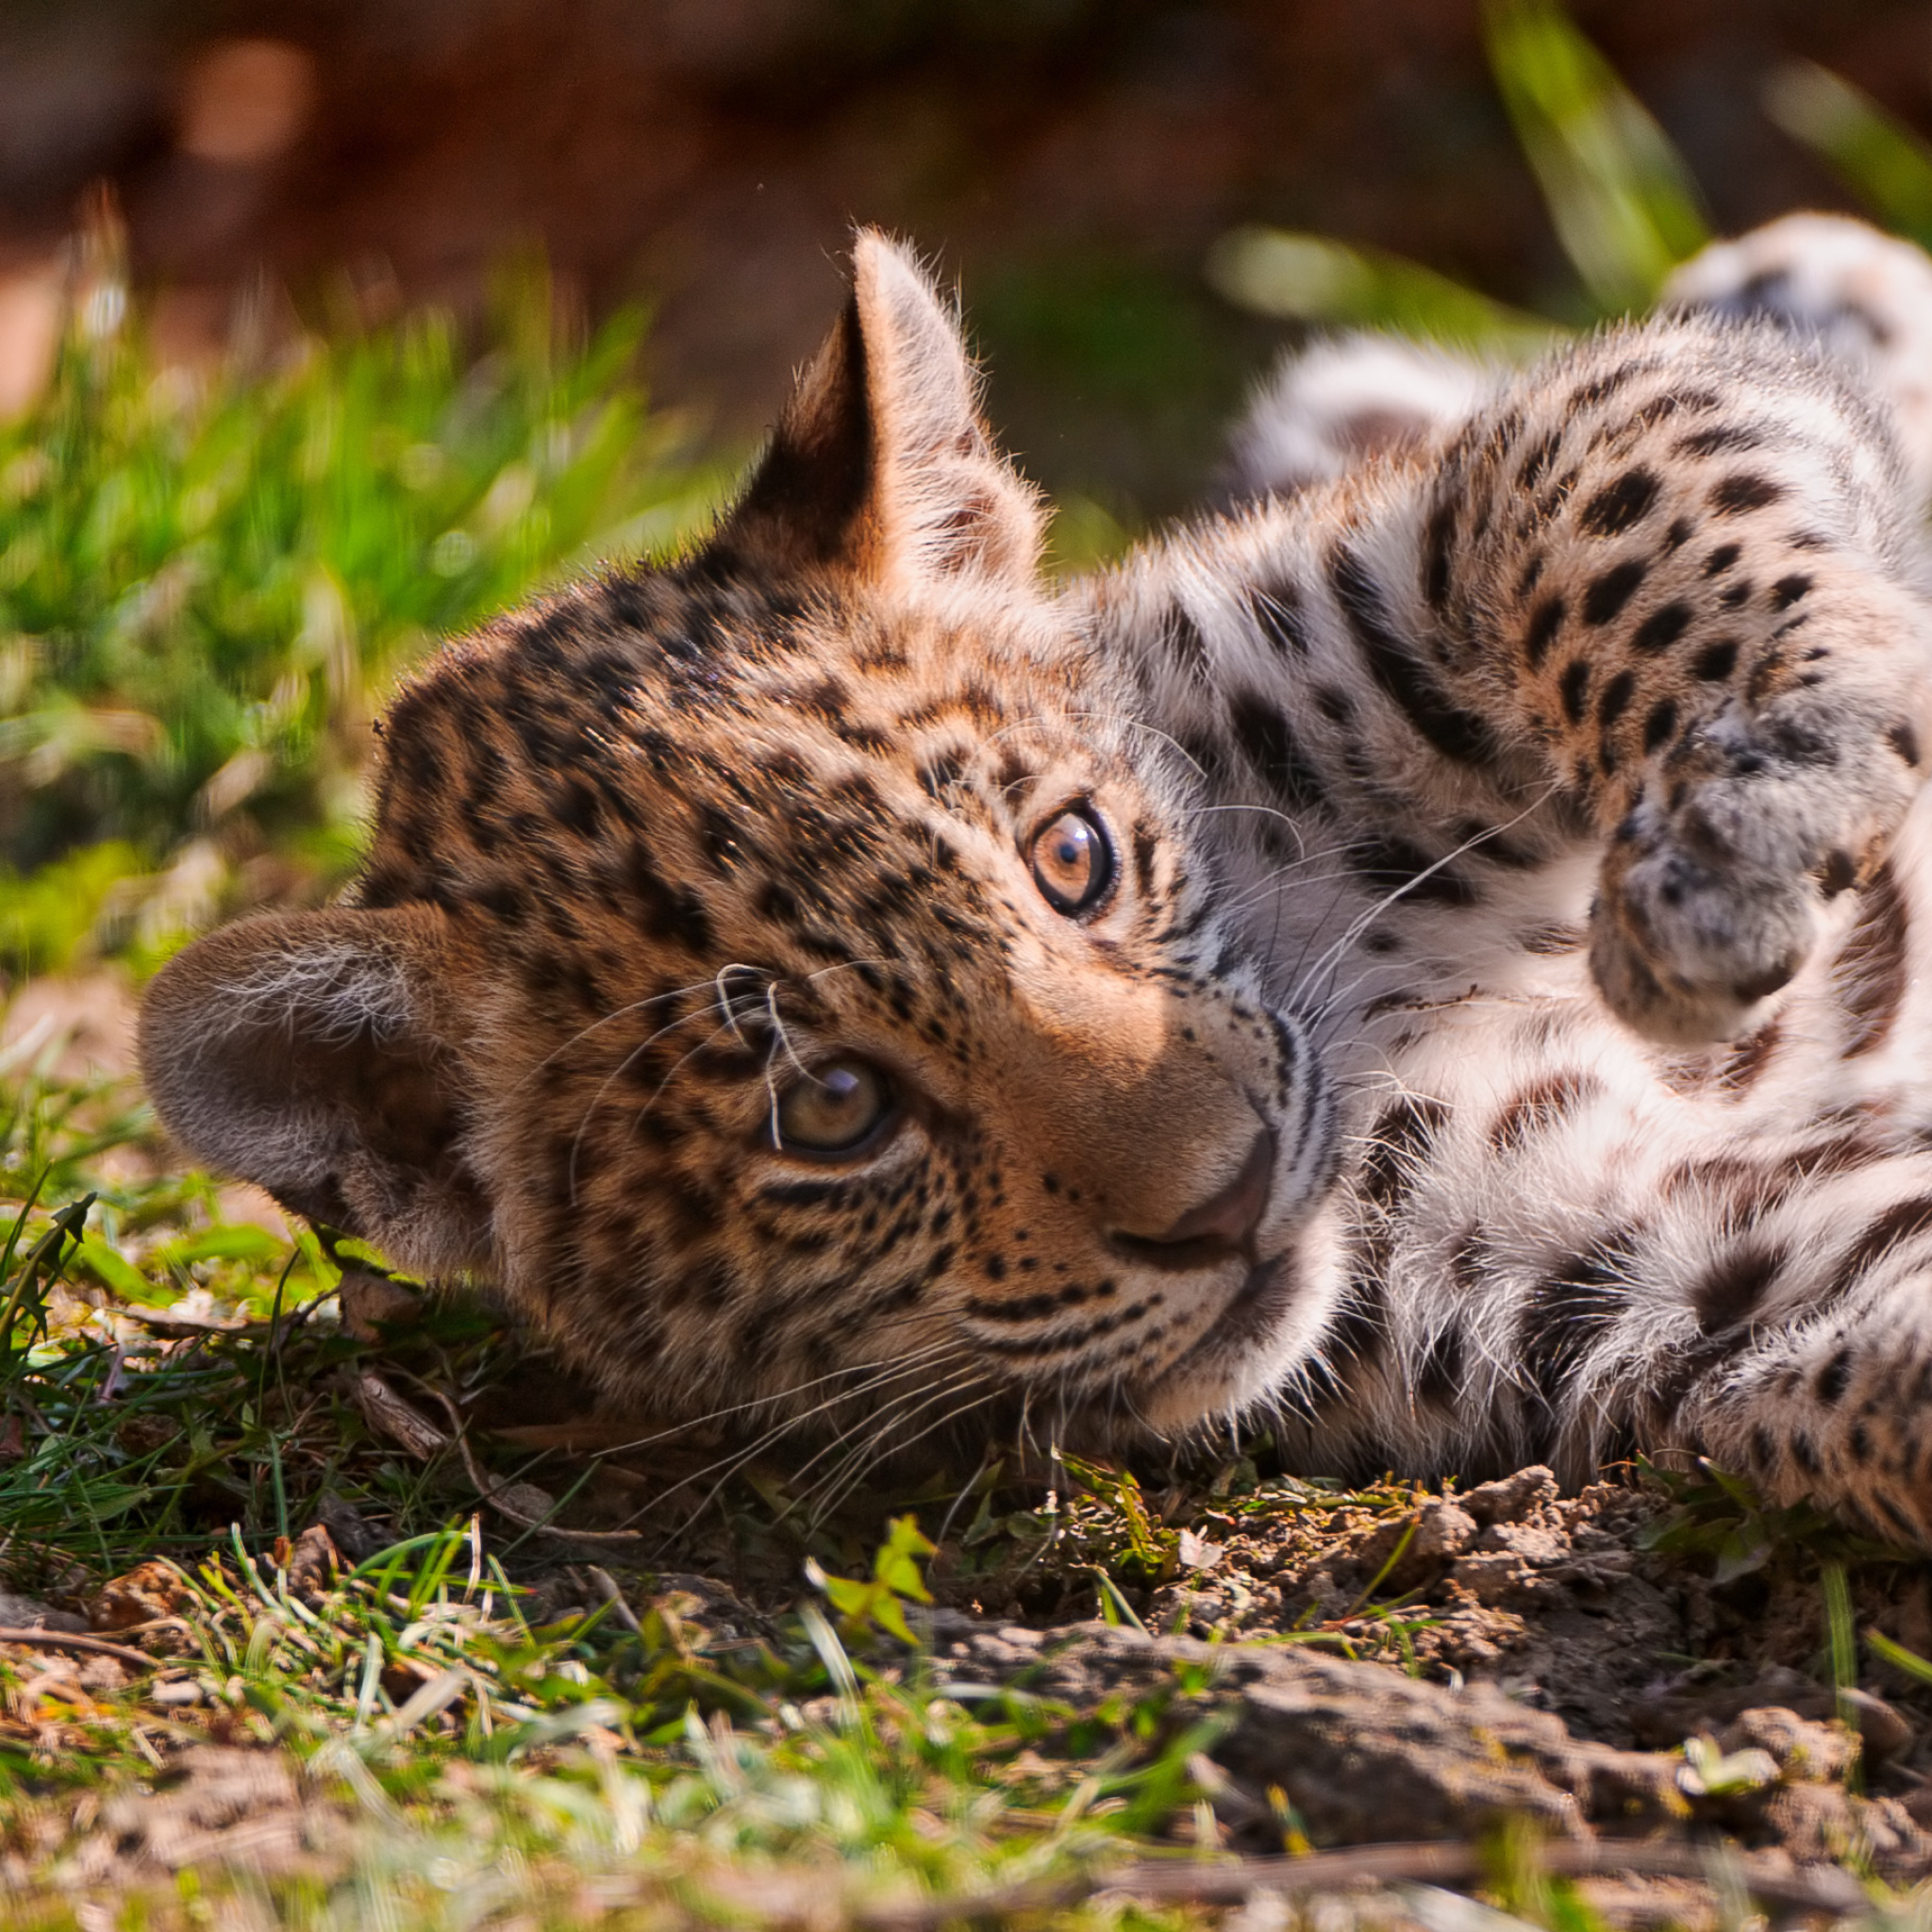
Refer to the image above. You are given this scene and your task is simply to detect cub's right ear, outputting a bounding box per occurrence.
[708,229,1044,597]
[138,906,493,1278]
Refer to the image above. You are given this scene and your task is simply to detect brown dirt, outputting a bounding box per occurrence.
[19,1463,1932,1908]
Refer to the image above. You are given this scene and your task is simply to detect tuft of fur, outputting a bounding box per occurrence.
[1224,334,1497,500]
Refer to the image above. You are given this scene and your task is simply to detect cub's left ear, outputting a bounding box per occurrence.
[138,906,494,1280]
[709,230,1045,594]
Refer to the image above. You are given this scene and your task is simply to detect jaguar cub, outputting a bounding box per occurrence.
[143,220,1932,1544]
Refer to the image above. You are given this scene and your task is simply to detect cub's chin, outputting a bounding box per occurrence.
[1124,1242,1345,1442]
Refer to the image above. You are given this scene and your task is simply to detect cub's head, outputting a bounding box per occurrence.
[141,236,1341,1453]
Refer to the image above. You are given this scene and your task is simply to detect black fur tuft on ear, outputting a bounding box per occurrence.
[708,230,1043,593]
[139,907,492,1276]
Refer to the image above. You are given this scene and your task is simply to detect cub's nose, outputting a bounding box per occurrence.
[1110,1127,1275,1267]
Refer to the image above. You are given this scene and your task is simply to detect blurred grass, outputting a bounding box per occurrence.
[1211,0,1709,344]
[1765,60,1932,247]
[0,213,720,978]
[1482,0,1708,313]
[1204,228,1555,350]
[1212,0,1926,357]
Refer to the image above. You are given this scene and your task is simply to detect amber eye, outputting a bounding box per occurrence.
[775,1058,895,1158]
[1029,806,1114,916]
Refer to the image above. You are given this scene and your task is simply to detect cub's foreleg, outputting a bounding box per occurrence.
[1424,318,1932,1044]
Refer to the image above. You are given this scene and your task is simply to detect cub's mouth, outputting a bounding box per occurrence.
[1192,1252,1302,1357]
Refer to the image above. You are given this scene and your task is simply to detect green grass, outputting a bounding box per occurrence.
[0,212,720,977]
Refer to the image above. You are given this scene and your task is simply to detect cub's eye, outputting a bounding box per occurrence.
[774,1058,895,1158]
[1029,806,1114,917]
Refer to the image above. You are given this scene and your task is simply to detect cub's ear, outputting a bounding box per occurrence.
[138,906,492,1277]
[710,229,1044,594]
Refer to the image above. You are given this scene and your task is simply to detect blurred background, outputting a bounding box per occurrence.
[8,0,1932,973]
[7,1,1932,515]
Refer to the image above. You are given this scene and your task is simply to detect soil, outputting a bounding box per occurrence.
[9,1457,1932,1912]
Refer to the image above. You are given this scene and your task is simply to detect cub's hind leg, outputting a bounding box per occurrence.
[1664,1140,1932,1548]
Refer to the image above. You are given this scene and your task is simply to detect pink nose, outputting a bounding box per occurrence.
[1113,1128,1276,1265]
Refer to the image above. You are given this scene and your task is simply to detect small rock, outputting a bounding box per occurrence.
[0,1591,86,1634]
[1457,1468,1559,1526]
[338,1266,424,1341]
[1716,1707,1856,1784]
[283,1523,340,1602]
[1353,1499,1477,1594]
[90,1559,192,1632]
[313,1493,380,1563]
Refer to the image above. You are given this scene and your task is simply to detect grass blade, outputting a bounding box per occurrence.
[1484,0,1708,311]
[1764,61,1932,245]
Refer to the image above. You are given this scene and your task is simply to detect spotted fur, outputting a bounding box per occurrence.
[140,220,1932,1543]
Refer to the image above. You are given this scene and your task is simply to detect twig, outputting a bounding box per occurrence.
[851,1838,1873,1929]
[0,1626,155,1670]
[417,1382,643,1544]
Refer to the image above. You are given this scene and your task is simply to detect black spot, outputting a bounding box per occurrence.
[1329,543,1494,765]
[1246,582,1309,657]
[1815,1346,1854,1405]
[1522,1235,1635,1408]
[1674,423,1766,458]
[1352,837,1478,907]
[1358,1096,1450,1211]
[1596,669,1636,727]
[917,747,966,799]
[1557,658,1591,724]
[1326,1275,1390,1371]
[1701,543,1741,576]
[1827,1193,1932,1304]
[1890,722,1923,768]
[1663,516,1695,551]
[1691,1244,1785,1334]
[1488,1070,1606,1153]
[1517,431,1560,489]
[1710,474,1786,515]
[1521,922,1584,956]
[1524,595,1566,669]
[1579,468,1659,538]
[1716,1017,1783,1091]
[1632,602,1691,654]
[1423,500,1458,609]
[1642,697,1678,755]
[1168,607,1209,680]
[1569,360,1644,410]
[1229,691,1322,808]
[627,849,715,952]
[1692,638,1739,682]
[1833,861,1908,1058]
[1416,1324,1465,1406]
[1769,574,1813,610]
[1582,559,1646,625]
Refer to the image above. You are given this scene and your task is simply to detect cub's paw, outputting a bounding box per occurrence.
[1591,703,1926,1045]
[1591,814,1827,1045]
